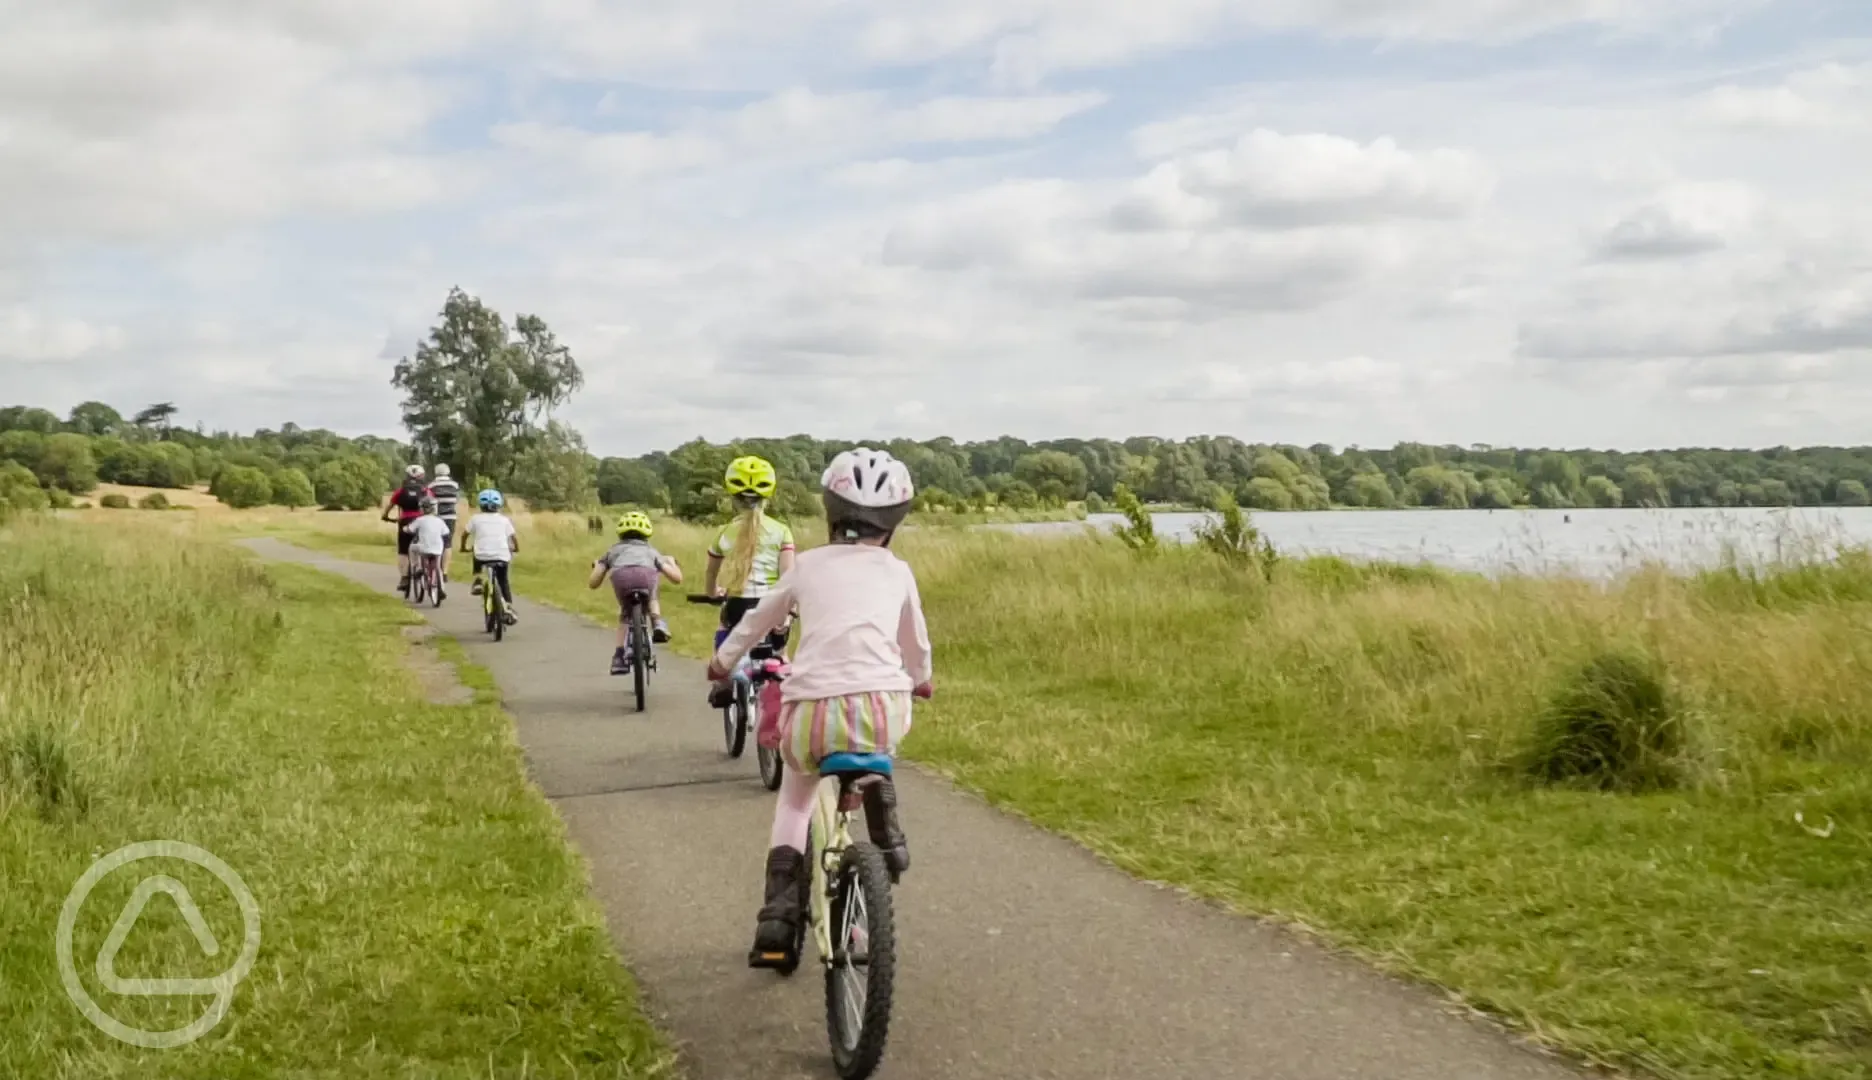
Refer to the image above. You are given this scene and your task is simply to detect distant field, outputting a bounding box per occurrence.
[85,482,226,509]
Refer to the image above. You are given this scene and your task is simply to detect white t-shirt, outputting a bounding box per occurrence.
[406,515,450,556]
[464,512,517,561]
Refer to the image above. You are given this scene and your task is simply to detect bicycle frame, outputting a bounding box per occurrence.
[808,777,857,965]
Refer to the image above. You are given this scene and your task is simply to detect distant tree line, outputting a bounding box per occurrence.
[0,401,414,511]
[595,435,1872,517]
[8,400,1872,518]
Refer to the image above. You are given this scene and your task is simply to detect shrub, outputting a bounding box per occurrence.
[216,465,274,509]
[272,467,315,509]
[99,493,131,509]
[34,433,98,494]
[313,457,385,511]
[0,429,46,471]
[1524,649,1684,792]
[1,725,90,820]
[1193,492,1277,579]
[95,439,192,488]
[46,487,74,510]
[138,491,171,511]
[1111,483,1157,555]
[1084,491,1108,514]
[0,461,51,517]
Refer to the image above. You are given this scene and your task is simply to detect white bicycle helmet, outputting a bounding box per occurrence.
[821,447,914,540]
[434,463,451,478]
[405,464,426,479]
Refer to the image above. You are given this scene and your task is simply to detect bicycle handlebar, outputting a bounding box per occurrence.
[686,594,727,605]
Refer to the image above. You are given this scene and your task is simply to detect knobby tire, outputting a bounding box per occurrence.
[725,679,749,758]
[631,606,649,713]
[825,843,896,1080]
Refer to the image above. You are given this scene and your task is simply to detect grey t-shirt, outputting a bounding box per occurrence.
[598,539,663,572]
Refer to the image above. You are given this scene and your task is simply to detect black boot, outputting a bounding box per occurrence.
[748,846,805,970]
[861,777,910,882]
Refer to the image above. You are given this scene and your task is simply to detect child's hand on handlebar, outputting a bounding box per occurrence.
[705,660,730,682]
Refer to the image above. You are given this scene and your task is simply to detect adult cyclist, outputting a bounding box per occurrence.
[381,464,431,595]
[703,455,796,708]
[429,463,462,582]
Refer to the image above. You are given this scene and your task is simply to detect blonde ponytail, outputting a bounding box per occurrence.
[718,502,764,595]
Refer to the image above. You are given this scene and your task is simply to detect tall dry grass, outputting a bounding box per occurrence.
[1,516,667,1077]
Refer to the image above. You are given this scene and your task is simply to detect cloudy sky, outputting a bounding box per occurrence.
[2,1,1869,455]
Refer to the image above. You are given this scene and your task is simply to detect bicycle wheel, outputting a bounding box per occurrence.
[631,607,649,713]
[429,560,444,608]
[410,565,427,604]
[758,738,783,791]
[825,843,896,1080]
[724,679,749,758]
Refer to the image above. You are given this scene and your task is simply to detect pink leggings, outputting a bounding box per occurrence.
[771,767,817,852]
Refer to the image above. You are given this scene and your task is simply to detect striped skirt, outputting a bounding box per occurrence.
[778,691,914,773]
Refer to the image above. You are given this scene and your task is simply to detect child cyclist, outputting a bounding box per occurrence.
[381,464,431,595]
[707,447,932,970]
[461,489,519,624]
[703,455,797,708]
[402,496,450,600]
[588,511,683,674]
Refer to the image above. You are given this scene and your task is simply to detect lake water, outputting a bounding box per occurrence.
[1001,507,1872,578]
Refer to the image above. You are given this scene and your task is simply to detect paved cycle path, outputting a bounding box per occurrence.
[245,539,1586,1080]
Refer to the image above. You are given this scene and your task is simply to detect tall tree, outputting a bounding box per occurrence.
[67,401,125,437]
[390,288,586,488]
[133,402,179,435]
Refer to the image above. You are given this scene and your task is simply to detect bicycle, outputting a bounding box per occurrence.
[476,563,511,642]
[619,589,657,713]
[688,595,790,774]
[410,553,443,608]
[797,752,901,1079]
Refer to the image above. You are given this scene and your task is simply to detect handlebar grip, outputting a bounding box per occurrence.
[686,594,725,605]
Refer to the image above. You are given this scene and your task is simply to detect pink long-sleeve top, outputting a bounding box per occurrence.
[713,544,932,703]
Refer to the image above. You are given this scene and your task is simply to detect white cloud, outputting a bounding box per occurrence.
[1699,63,1869,130]
[885,130,1483,317]
[0,308,124,362]
[1113,129,1492,229]
[0,4,462,245]
[1520,238,1872,362]
[855,0,1763,85]
[1592,181,1760,259]
[494,89,1105,184]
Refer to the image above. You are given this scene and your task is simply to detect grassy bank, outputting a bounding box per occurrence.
[0,518,668,1079]
[903,534,1872,1080]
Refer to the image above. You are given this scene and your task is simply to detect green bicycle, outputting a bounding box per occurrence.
[475,561,514,642]
[795,753,901,1080]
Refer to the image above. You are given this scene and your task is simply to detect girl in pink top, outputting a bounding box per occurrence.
[708,448,932,970]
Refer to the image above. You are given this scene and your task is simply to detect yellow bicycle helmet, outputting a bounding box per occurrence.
[724,455,777,498]
[615,511,654,538]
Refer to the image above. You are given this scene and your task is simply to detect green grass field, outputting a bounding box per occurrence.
[0,518,669,1079]
[219,506,1872,1078]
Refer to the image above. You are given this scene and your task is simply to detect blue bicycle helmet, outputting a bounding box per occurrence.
[477,489,503,510]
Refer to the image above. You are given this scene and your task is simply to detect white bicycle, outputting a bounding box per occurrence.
[797,753,898,1080]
